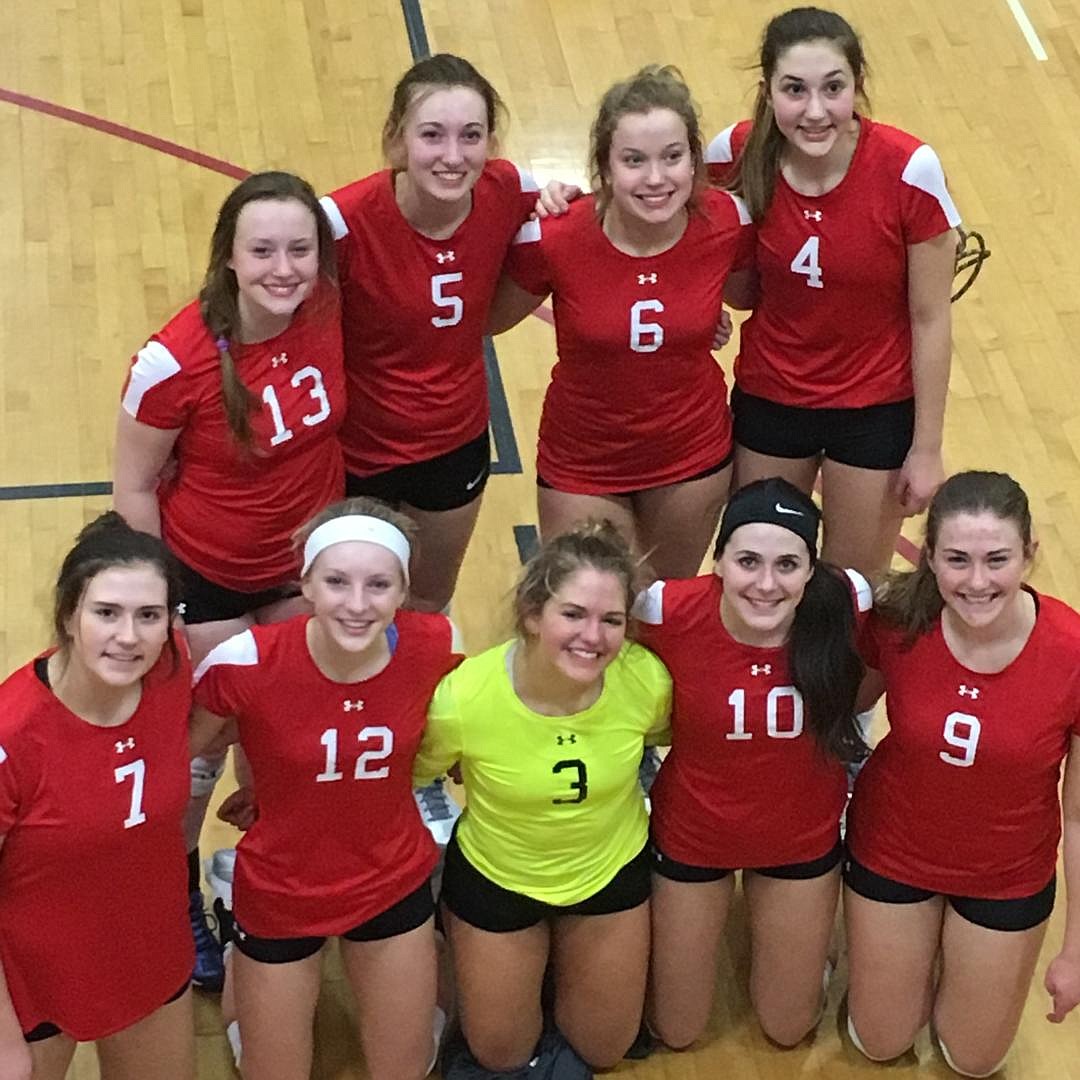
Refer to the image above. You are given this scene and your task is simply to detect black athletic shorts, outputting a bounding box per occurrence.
[651,836,844,883]
[731,385,915,471]
[442,832,651,933]
[24,979,190,1042]
[843,856,1056,933]
[177,558,302,626]
[346,430,490,512]
[233,879,434,964]
[536,449,734,499]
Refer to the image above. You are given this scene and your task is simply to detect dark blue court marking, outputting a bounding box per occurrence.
[0,482,113,502]
[514,524,540,564]
[398,0,522,478]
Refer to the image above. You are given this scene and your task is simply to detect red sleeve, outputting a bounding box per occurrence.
[858,612,887,670]
[504,217,552,297]
[0,740,20,835]
[192,630,257,718]
[706,121,751,188]
[897,143,960,245]
[120,314,203,430]
[492,159,542,228]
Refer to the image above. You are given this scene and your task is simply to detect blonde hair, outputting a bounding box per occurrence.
[295,497,418,583]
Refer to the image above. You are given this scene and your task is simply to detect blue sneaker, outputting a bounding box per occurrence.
[188,889,224,992]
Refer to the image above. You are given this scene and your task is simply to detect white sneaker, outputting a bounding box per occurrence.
[414,779,461,849]
[206,848,236,910]
[638,747,662,814]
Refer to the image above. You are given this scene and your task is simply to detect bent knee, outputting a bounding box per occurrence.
[650,1009,705,1051]
[561,1026,639,1070]
[760,1010,818,1049]
[847,1013,915,1062]
[465,1032,536,1074]
[937,1034,1007,1078]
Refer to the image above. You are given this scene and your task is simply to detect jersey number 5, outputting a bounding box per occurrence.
[432,273,464,328]
[790,236,823,289]
[316,726,394,782]
[939,711,981,768]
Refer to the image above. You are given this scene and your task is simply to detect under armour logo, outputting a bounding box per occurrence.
[637,273,658,285]
[958,685,980,699]
[115,738,136,753]
[342,700,365,712]
[176,602,186,617]
[751,664,772,676]
[803,210,823,221]
[556,734,577,745]
[435,250,456,264]
[270,352,289,368]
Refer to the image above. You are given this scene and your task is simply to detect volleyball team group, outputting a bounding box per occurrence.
[2,5,1079,1080]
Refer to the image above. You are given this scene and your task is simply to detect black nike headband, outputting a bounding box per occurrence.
[714,478,821,560]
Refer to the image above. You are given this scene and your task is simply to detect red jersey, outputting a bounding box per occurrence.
[505,190,753,493]
[0,644,193,1040]
[122,293,345,591]
[193,611,457,937]
[635,569,871,868]
[848,593,1080,898]
[321,161,539,476]
[707,118,960,408]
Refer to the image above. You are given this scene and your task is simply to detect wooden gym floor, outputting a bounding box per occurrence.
[2,0,1080,1074]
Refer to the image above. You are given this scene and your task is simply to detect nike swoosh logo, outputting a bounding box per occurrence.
[775,503,804,516]
[465,468,487,491]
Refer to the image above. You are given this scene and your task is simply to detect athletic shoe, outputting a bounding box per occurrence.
[188,889,225,992]
[414,778,461,849]
[206,848,236,908]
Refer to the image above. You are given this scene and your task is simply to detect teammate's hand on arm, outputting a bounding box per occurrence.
[895,446,945,516]
[722,267,759,311]
[217,786,258,830]
[535,180,582,219]
[189,706,236,759]
[1048,734,1080,1022]
[712,309,733,351]
[113,410,182,537]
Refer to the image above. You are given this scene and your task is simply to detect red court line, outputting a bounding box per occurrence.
[0,87,250,180]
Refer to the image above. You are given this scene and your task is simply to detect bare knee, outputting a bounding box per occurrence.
[759,1007,818,1049]
[465,1029,537,1074]
[650,1009,705,1051]
[846,1012,916,1062]
[559,1017,639,1070]
[936,1032,1008,1078]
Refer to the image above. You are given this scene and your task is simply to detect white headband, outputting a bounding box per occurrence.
[301,516,411,582]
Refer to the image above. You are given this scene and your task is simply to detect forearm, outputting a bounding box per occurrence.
[112,487,162,537]
[909,311,950,453]
[1059,816,1080,959]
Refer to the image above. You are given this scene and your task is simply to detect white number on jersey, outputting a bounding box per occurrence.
[114,759,147,829]
[790,236,823,289]
[315,726,395,782]
[431,273,464,327]
[629,299,665,353]
[939,711,981,768]
[262,365,332,447]
[726,686,804,741]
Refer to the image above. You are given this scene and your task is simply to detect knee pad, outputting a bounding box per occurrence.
[937,1033,1006,1078]
[190,755,226,797]
[847,1013,910,1063]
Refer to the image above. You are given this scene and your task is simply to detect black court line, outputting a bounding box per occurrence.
[513,524,540,564]
[0,482,113,502]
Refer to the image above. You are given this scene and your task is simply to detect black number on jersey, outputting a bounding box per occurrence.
[552,759,588,805]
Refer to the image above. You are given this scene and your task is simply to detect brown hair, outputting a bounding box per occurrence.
[730,7,870,220]
[53,511,184,669]
[876,471,1034,642]
[513,521,636,639]
[382,53,506,165]
[199,171,337,449]
[295,496,418,585]
[590,65,706,219]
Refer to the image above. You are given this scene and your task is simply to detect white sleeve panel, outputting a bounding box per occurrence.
[193,629,259,685]
[901,144,962,229]
[514,163,541,193]
[631,580,667,625]
[121,340,182,417]
[844,568,874,613]
[722,189,753,225]
[318,195,349,241]
[706,123,738,165]
[512,218,542,245]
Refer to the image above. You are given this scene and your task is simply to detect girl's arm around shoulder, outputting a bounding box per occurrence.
[413,663,468,786]
[1046,733,1080,1022]
[620,641,673,744]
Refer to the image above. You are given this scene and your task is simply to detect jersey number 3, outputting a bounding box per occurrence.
[790,236,823,289]
[552,759,588,804]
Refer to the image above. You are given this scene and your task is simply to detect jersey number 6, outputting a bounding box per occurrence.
[629,299,665,353]
[552,758,588,804]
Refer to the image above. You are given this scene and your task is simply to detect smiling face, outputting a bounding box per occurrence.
[523,567,629,686]
[768,39,858,162]
[605,107,694,228]
[716,523,814,647]
[228,197,320,340]
[393,85,491,208]
[303,541,407,658]
[928,512,1032,631]
[65,564,171,688]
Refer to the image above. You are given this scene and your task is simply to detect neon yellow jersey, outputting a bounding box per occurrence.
[415,640,671,905]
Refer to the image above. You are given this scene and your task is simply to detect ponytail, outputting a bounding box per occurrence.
[788,562,865,761]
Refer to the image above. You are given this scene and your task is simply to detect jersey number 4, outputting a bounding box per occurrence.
[316,726,394,782]
[790,236,823,289]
